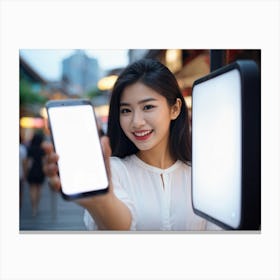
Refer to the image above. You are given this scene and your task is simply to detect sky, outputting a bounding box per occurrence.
[19,49,129,81]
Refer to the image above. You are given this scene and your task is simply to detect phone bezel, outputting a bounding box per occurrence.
[46,99,109,201]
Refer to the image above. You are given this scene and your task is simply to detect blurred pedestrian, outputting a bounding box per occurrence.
[26,132,45,216]
[19,135,27,209]
[43,58,222,231]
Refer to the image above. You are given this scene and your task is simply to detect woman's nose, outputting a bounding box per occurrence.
[132,110,145,128]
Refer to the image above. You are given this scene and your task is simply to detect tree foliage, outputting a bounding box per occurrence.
[20,78,47,106]
[85,86,103,99]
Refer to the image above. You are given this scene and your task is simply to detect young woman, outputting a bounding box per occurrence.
[26,132,46,216]
[43,58,220,231]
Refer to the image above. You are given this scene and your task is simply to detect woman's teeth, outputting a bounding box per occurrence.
[134,130,152,137]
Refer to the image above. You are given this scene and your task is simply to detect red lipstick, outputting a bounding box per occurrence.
[132,130,153,141]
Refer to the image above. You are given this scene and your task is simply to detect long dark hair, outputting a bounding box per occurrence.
[107,58,191,165]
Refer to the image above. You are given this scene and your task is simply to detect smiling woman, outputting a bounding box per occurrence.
[43,58,222,231]
[108,59,191,163]
[119,82,182,166]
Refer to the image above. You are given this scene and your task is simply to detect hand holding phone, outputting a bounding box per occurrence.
[46,99,109,200]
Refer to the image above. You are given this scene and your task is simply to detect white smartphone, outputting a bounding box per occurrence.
[46,99,109,200]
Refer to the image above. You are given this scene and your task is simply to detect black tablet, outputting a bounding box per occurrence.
[191,60,261,230]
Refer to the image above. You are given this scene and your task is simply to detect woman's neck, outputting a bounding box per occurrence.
[136,148,176,169]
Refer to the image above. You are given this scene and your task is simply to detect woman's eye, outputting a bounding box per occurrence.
[143,105,155,111]
[120,108,131,114]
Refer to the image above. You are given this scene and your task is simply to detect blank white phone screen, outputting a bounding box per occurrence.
[48,105,108,195]
[192,69,242,228]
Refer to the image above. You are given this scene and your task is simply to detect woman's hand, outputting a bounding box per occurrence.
[42,136,131,230]
[75,136,114,208]
[41,141,61,190]
[41,136,113,204]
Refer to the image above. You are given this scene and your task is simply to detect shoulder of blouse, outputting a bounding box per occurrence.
[109,155,132,173]
[109,155,191,175]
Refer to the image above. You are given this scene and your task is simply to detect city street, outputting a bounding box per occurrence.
[20,179,86,231]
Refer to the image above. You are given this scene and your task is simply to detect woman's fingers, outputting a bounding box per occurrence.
[100,136,112,178]
[48,175,61,191]
[41,141,54,154]
[45,152,59,164]
[100,136,112,157]
[41,138,112,195]
[43,161,58,177]
[41,141,61,191]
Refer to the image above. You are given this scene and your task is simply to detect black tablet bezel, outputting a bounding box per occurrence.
[191,60,261,230]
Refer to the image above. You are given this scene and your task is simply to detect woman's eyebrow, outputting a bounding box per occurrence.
[120,98,158,107]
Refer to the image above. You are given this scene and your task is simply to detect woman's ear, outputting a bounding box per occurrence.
[171,98,182,120]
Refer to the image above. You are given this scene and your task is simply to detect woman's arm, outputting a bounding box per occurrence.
[42,136,132,230]
[79,191,132,230]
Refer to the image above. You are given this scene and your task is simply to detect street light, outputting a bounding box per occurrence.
[97,75,118,91]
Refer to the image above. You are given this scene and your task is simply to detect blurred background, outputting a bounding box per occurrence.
[19,49,261,231]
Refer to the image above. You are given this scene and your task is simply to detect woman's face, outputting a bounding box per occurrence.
[119,82,181,154]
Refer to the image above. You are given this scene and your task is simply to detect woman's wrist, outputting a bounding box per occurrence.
[77,188,114,209]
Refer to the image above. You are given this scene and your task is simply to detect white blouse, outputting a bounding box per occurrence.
[84,154,221,231]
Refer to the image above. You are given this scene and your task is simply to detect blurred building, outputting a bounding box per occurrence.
[20,56,48,117]
[20,56,73,113]
[20,56,71,141]
[20,56,47,93]
[62,50,100,96]
[128,49,150,63]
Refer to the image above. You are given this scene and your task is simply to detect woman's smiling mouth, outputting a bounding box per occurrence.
[132,130,153,141]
